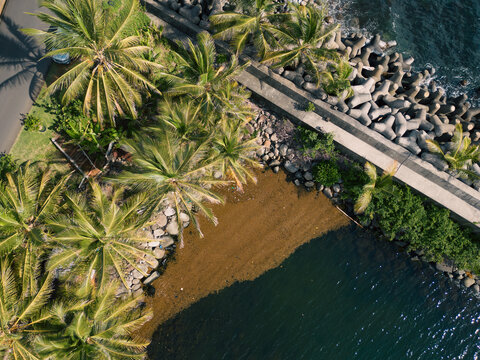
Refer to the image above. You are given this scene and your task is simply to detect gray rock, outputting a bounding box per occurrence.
[144,271,160,285]
[284,160,299,174]
[213,171,223,179]
[273,166,280,173]
[332,184,341,193]
[474,284,480,293]
[463,277,475,288]
[304,172,313,181]
[153,248,166,259]
[436,262,453,273]
[279,144,288,157]
[270,133,278,142]
[164,207,176,217]
[131,282,142,291]
[148,241,160,247]
[153,229,164,238]
[305,181,315,188]
[294,179,301,186]
[166,221,179,236]
[132,269,144,279]
[156,214,168,227]
[159,236,175,248]
[323,187,333,198]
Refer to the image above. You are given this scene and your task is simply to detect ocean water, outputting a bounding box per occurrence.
[148,225,480,359]
[330,0,480,103]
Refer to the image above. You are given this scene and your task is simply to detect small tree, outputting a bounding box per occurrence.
[262,4,340,84]
[426,123,480,179]
[354,161,398,214]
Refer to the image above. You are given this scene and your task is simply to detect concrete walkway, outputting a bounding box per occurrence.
[0,0,50,152]
[144,0,480,231]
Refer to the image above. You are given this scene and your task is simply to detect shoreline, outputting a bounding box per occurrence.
[137,169,349,340]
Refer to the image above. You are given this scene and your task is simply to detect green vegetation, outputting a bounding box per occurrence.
[354,161,397,214]
[305,101,316,112]
[23,0,161,126]
[322,60,354,99]
[262,4,340,84]
[313,159,340,187]
[210,0,283,57]
[2,0,261,357]
[22,114,42,131]
[297,126,335,157]
[427,123,480,179]
[3,0,480,356]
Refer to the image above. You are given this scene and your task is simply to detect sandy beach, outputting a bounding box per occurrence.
[138,169,349,339]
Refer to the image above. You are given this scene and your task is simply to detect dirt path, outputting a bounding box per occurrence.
[138,170,349,339]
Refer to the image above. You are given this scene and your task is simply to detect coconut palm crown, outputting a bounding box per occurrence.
[23,0,161,126]
[0,163,67,287]
[47,182,157,291]
[262,4,340,84]
[354,161,398,214]
[211,121,262,191]
[160,31,247,116]
[35,284,152,360]
[112,129,228,247]
[0,257,54,360]
[427,123,480,179]
[210,0,286,57]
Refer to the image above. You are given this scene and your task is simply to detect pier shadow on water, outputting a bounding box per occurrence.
[148,224,480,360]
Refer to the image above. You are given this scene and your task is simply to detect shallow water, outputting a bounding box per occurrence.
[148,225,480,359]
[330,0,480,103]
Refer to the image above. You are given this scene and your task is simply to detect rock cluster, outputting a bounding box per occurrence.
[116,207,190,297]
[250,102,480,296]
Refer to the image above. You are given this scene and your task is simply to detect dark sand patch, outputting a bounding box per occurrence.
[138,170,349,339]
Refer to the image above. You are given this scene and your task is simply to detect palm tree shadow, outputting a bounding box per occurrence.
[0,16,50,100]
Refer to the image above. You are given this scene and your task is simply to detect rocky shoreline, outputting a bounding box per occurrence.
[126,0,480,300]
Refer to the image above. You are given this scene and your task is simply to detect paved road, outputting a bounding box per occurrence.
[0,0,50,153]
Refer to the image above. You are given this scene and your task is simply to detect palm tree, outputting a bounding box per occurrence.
[354,161,398,214]
[160,31,247,116]
[321,60,354,99]
[212,121,262,191]
[0,163,68,285]
[23,0,162,126]
[0,257,54,360]
[113,129,228,247]
[47,182,157,291]
[262,4,340,84]
[157,100,210,143]
[210,0,286,57]
[427,123,480,179]
[35,284,152,360]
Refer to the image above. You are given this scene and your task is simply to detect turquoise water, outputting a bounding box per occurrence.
[331,0,480,102]
[148,225,480,359]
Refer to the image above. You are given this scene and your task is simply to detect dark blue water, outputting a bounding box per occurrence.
[148,225,480,359]
[331,0,480,102]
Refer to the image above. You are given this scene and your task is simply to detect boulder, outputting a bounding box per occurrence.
[284,160,299,174]
[156,214,168,227]
[153,247,166,259]
[463,277,475,288]
[435,262,453,273]
[164,207,176,217]
[144,271,160,285]
[153,229,165,238]
[159,236,175,248]
[166,221,179,236]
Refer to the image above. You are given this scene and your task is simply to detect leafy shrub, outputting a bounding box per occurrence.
[23,114,41,131]
[297,126,336,158]
[364,182,480,269]
[340,162,369,201]
[54,101,122,155]
[313,159,340,186]
[305,102,316,112]
[216,53,229,64]
[0,154,17,181]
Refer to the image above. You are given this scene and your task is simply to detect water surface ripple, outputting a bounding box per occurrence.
[148,225,480,359]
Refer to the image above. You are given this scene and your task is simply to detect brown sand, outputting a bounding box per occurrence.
[138,170,349,339]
